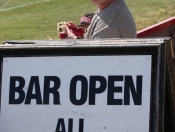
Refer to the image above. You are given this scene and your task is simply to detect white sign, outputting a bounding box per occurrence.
[0,55,152,132]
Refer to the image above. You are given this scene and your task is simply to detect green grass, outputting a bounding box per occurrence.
[0,0,175,43]
[126,0,175,30]
[0,0,8,8]
[2,0,39,8]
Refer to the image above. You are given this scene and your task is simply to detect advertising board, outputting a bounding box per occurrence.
[0,39,168,132]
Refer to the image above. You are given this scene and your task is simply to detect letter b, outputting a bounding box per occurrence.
[9,76,25,104]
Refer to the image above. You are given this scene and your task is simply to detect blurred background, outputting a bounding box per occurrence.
[0,0,175,43]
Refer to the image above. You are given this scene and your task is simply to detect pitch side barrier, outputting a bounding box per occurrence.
[0,38,174,132]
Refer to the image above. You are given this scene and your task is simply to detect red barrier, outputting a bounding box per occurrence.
[137,17,175,38]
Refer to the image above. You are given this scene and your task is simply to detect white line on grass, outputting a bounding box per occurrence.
[0,0,49,12]
[0,0,11,10]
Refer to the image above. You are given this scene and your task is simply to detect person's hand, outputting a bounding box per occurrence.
[65,26,77,39]
[59,26,77,39]
[58,21,84,39]
[47,36,52,40]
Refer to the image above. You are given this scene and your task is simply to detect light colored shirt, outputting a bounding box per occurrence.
[85,0,136,39]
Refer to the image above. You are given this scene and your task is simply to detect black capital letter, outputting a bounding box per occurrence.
[9,76,25,104]
[70,75,88,105]
[89,76,107,105]
[25,76,42,104]
[43,76,61,104]
[107,76,123,105]
[124,76,142,105]
[55,118,66,132]
[68,118,73,132]
[79,119,84,132]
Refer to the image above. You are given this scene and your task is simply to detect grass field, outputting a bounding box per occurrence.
[0,0,175,43]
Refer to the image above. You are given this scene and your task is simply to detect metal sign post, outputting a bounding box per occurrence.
[0,38,174,132]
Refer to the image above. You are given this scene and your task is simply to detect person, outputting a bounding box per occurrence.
[60,0,136,39]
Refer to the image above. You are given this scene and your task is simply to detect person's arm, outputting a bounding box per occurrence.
[85,14,121,39]
[64,26,77,39]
